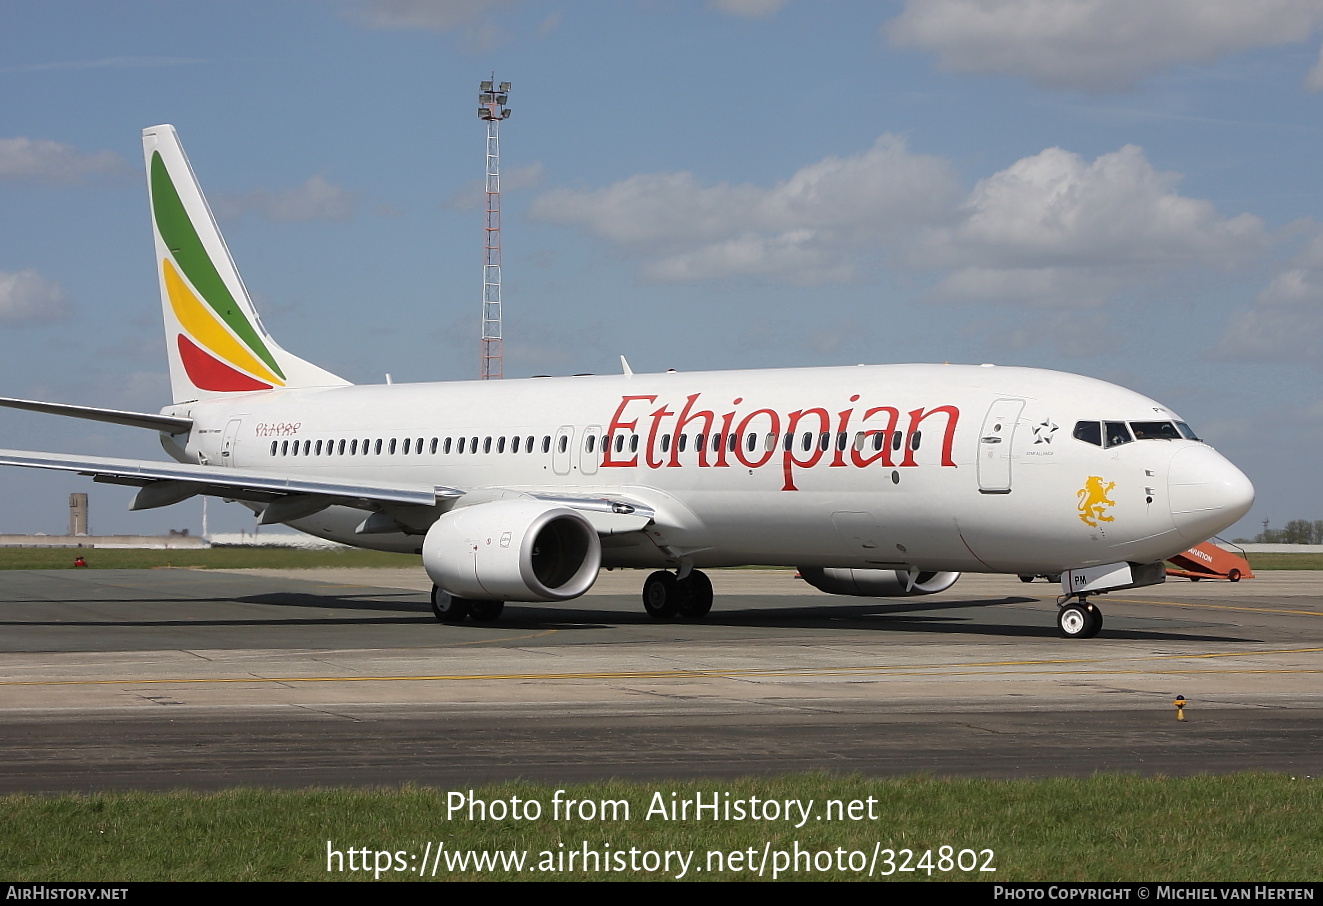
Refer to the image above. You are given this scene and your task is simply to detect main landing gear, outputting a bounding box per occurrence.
[430,586,505,624]
[1056,596,1103,639]
[642,569,714,620]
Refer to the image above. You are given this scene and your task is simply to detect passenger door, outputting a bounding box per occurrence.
[977,400,1024,493]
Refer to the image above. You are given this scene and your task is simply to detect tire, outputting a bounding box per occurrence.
[677,570,713,619]
[431,586,471,623]
[468,599,505,622]
[642,570,679,619]
[1058,602,1102,639]
[1019,575,1035,583]
[1227,569,1241,583]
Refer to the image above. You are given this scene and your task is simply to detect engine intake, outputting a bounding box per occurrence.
[798,567,959,597]
[422,500,601,601]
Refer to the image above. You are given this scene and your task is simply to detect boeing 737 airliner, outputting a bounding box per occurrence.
[0,125,1255,638]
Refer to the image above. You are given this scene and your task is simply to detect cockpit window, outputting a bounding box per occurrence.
[1130,421,1181,441]
[1104,421,1132,448]
[1078,419,1200,448]
[1072,421,1102,446]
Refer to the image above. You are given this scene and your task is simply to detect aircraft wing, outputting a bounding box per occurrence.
[0,449,459,512]
[0,449,656,534]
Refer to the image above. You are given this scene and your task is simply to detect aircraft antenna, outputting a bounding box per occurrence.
[477,76,511,380]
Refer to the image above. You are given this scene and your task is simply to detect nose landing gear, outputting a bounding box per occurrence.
[1056,597,1103,639]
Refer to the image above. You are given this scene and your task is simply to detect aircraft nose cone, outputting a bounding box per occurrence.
[1167,445,1254,543]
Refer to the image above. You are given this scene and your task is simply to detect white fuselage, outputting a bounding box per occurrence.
[165,362,1253,576]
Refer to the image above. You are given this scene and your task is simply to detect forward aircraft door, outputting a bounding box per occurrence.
[977,399,1024,493]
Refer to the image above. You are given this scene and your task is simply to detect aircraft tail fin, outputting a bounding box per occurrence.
[142,124,350,404]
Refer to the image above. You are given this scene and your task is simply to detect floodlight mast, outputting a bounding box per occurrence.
[477,77,511,380]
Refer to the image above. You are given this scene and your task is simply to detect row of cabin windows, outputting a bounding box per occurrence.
[270,435,556,458]
[268,429,919,459]
[596,430,916,454]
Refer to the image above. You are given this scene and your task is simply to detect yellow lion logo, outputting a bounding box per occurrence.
[1077,476,1116,528]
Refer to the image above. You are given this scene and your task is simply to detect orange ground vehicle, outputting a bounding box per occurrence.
[1166,539,1254,582]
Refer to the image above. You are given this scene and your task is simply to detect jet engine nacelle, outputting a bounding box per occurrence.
[422,500,601,602]
[798,567,960,597]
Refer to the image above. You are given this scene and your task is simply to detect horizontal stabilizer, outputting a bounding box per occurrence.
[0,396,192,434]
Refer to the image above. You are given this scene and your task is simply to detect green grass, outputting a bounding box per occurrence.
[0,546,419,570]
[0,774,1317,881]
[1246,552,1323,570]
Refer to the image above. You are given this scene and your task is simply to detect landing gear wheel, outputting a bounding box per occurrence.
[1019,575,1035,583]
[1227,569,1241,583]
[431,586,471,623]
[676,570,713,619]
[1057,601,1102,639]
[642,570,680,619]
[468,600,505,622]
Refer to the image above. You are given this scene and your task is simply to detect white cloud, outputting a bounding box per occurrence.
[213,176,355,223]
[1215,232,1323,363]
[0,57,200,75]
[1308,43,1323,91]
[529,135,963,284]
[348,0,518,30]
[444,162,545,210]
[886,0,1323,92]
[345,0,533,45]
[0,138,127,184]
[710,0,786,18]
[532,138,1264,303]
[915,145,1267,307]
[0,270,71,325]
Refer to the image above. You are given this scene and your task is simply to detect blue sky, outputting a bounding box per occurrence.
[1,0,1321,539]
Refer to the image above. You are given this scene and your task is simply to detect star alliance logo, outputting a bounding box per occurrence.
[1032,418,1059,444]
